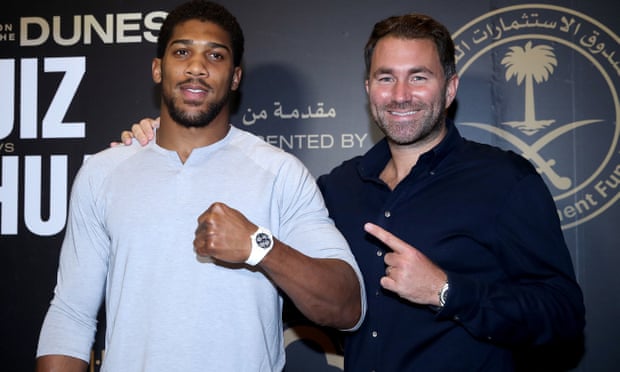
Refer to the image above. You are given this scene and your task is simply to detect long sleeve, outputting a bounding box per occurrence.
[37,160,109,362]
[440,173,585,346]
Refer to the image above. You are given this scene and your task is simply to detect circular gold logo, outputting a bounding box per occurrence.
[453,4,619,229]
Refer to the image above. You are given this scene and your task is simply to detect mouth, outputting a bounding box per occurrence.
[182,86,207,97]
[179,80,211,100]
[389,109,419,117]
[186,87,206,94]
[384,101,421,116]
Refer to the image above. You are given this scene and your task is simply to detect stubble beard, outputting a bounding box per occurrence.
[373,92,447,146]
[161,72,232,128]
[163,91,229,129]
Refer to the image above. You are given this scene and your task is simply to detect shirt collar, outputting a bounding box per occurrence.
[358,119,462,181]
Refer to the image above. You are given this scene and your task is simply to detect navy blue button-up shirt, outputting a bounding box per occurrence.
[317,120,585,371]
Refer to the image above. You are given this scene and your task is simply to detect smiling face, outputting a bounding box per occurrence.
[365,36,458,148]
[152,19,242,129]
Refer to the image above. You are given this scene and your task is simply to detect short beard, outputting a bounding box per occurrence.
[374,88,447,146]
[163,91,229,129]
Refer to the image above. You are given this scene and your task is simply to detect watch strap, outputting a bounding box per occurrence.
[246,226,274,266]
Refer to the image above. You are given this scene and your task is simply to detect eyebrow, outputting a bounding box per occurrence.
[374,66,435,76]
[169,39,231,52]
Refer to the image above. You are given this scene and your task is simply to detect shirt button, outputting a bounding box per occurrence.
[384,210,391,218]
[375,290,380,296]
[372,331,378,338]
[376,250,383,256]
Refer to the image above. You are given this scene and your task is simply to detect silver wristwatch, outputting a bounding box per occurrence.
[438,281,450,307]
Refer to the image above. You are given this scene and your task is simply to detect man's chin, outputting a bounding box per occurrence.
[170,111,212,128]
[164,95,226,129]
[178,118,211,129]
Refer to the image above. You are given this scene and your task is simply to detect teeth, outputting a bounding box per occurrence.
[187,88,203,93]
[391,111,416,116]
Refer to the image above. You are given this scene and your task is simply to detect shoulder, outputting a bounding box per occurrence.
[228,126,307,171]
[82,142,143,171]
[229,126,285,154]
[458,138,537,179]
[318,155,363,186]
[74,142,146,189]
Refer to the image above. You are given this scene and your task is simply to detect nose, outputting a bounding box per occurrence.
[392,80,410,102]
[185,56,209,78]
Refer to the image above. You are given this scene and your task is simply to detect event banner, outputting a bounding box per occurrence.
[1,0,617,371]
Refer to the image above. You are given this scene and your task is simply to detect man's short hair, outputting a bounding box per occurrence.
[364,14,456,80]
[157,0,244,67]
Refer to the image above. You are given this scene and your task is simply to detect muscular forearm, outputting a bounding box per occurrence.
[36,355,88,372]
[260,240,362,329]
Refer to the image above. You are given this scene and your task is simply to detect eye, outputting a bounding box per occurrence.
[173,49,189,57]
[209,52,224,61]
[376,75,394,83]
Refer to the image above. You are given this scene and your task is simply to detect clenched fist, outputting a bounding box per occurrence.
[194,202,258,263]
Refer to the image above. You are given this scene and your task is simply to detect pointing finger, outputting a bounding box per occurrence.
[364,222,408,253]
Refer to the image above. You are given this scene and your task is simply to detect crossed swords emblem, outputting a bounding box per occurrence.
[459,119,603,190]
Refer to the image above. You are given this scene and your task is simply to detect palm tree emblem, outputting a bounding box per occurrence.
[460,40,603,190]
[501,41,558,135]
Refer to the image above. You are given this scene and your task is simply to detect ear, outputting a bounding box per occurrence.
[231,66,242,91]
[364,79,369,95]
[445,74,459,108]
[152,58,162,84]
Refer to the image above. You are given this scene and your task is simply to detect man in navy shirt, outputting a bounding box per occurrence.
[317,13,585,371]
[122,12,585,372]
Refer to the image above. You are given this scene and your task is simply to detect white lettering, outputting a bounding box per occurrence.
[0,60,15,139]
[594,165,620,198]
[3,58,85,139]
[0,156,18,235]
[557,194,598,221]
[20,17,49,46]
[43,57,86,138]
[116,13,142,43]
[53,15,81,46]
[341,134,354,148]
[262,134,336,150]
[24,156,68,236]
[341,133,368,148]
[321,134,334,148]
[143,11,167,43]
[20,59,38,138]
[0,33,16,41]
[84,14,114,44]
[354,133,368,147]
[20,12,165,46]
[1,155,84,236]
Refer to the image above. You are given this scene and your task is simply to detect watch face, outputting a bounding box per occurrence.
[255,232,272,249]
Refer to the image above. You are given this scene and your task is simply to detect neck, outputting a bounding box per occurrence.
[380,123,447,190]
[156,111,231,163]
[379,147,420,190]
